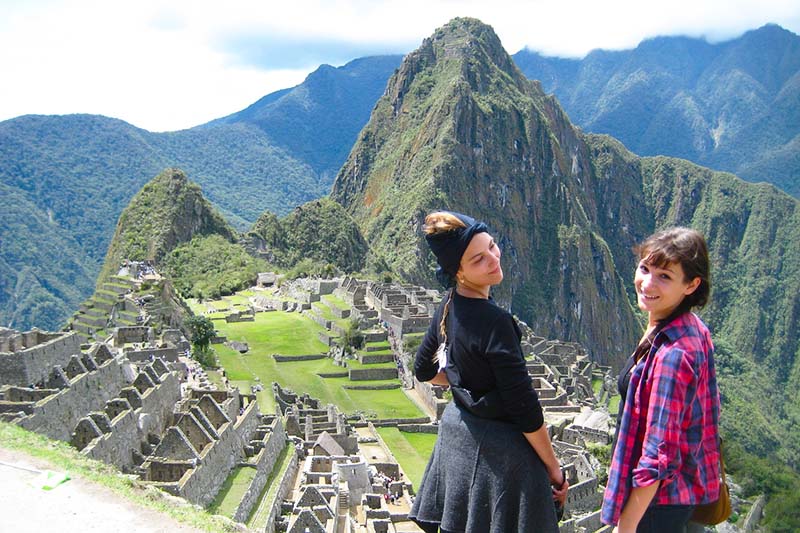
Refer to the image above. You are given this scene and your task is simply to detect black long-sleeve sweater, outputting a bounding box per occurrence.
[414,290,544,433]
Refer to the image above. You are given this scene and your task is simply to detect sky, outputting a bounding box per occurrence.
[1,0,799,132]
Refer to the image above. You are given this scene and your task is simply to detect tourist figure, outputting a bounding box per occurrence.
[409,211,567,533]
[601,228,722,533]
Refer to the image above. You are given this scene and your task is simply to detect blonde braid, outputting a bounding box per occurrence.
[433,289,453,365]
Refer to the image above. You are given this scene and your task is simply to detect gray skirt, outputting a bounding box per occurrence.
[409,402,559,532]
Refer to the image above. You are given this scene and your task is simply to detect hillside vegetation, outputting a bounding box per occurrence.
[163,234,268,300]
[2,27,797,331]
[0,58,400,330]
[248,197,371,275]
[98,168,236,284]
[513,24,800,196]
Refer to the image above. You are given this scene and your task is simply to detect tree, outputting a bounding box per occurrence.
[185,315,215,352]
[340,319,365,355]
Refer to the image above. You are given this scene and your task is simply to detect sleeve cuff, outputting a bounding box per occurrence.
[519,408,544,433]
[631,442,677,487]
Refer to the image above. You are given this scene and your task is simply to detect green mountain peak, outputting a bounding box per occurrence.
[332,18,641,364]
[97,168,236,284]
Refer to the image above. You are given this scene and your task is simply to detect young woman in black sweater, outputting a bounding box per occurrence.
[409,211,568,533]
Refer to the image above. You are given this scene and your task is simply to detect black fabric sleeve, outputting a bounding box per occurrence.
[414,303,443,382]
[484,313,544,432]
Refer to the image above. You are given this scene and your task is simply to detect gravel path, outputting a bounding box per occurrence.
[0,446,205,533]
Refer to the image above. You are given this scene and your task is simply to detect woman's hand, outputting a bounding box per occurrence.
[549,465,568,506]
[429,370,449,386]
[552,478,569,506]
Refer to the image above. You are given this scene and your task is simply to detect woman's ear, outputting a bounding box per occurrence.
[684,276,702,296]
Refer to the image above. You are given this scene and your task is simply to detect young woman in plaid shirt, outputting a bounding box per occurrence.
[601,228,722,532]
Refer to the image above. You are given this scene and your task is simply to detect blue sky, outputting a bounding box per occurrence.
[1,0,798,132]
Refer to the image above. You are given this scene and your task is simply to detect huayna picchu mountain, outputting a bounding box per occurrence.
[332,17,644,367]
[332,18,800,467]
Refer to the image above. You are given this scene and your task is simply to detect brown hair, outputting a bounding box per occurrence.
[631,227,711,361]
[423,212,466,365]
[424,211,467,235]
[634,227,711,311]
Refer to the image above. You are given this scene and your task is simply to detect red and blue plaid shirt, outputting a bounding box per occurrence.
[601,312,721,526]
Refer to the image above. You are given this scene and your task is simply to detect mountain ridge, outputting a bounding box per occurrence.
[1,23,798,339]
[513,23,800,196]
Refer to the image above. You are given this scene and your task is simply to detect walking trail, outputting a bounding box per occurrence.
[0,446,205,533]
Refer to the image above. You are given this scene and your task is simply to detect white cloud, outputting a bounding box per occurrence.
[0,0,798,131]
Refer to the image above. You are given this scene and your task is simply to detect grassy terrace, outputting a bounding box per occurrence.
[200,306,423,420]
[346,359,396,370]
[208,466,257,517]
[376,428,437,488]
[592,376,621,414]
[312,302,346,323]
[247,444,294,530]
[320,293,348,310]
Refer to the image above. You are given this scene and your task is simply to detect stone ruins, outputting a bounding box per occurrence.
[0,270,617,533]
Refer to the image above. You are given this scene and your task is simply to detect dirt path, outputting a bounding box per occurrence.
[0,447,205,533]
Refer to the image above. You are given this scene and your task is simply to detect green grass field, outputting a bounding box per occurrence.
[218,311,329,355]
[375,428,437,488]
[247,444,294,529]
[345,359,396,370]
[210,310,423,420]
[320,293,348,310]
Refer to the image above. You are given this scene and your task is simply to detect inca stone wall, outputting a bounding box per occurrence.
[79,369,181,469]
[0,331,82,387]
[15,355,128,441]
[148,396,262,507]
[263,447,301,533]
[232,415,288,523]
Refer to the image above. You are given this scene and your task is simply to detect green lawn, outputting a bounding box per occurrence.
[345,359,397,370]
[376,428,437,488]
[321,293,349,310]
[211,310,423,420]
[312,303,348,325]
[217,311,329,355]
[359,348,394,356]
[608,394,621,415]
[208,466,258,517]
[185,298,207,314]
